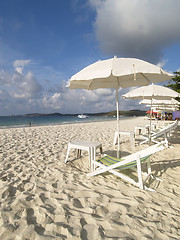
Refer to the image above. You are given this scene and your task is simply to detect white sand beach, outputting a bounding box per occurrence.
[0,117,179,240]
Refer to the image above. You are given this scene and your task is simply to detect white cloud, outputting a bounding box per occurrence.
[10,71,42,100]
[89,0,180,63]
[157,60,167,69]
[43,93,63,110]
[13,59,31,74]
[95,88,113,96]
[0,60,147,115]
[0,61,44,115]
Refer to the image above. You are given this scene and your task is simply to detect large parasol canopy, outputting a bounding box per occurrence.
[68,57,172,156]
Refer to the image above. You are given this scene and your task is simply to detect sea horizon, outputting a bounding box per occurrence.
[0,110,146,129]
[0,114,130,129]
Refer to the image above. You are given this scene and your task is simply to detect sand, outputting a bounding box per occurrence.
[0,117,179,240]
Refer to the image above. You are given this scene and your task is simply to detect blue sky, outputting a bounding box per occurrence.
[0,0,180,116]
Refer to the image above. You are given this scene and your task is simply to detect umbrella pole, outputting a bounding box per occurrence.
[149,99,153,144]
[116,88,120,158]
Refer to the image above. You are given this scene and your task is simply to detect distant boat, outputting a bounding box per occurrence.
[78,114,89,119]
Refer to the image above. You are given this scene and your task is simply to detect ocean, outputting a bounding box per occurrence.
[0,114,122,129]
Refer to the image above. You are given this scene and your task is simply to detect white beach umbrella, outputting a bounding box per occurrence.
[68,57,172,157]
[139,98,180,106]
[140,99,180,114]
[146,105,179,112]
[152,106,179,111]
[122,84,179,100]
[142,100,179,121]
[123,84,180,141]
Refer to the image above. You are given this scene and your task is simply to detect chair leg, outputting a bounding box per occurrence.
[130,132,135,147]
[136,155,143,189]
[93,147,96,172]
[65,144,71,163]
[89,147,93,172]
[114,132,118,145]
[100,147,103,156]
[164,134,169,147]
[77,149,80,158]
[146,158,162,182]
[147,158,151,175]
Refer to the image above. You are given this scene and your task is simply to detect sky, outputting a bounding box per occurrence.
[0,0,180,116]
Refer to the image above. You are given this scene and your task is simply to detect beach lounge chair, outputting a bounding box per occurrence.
[139,120,178,146]
[88,142,166,191]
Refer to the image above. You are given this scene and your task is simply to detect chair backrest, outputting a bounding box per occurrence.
[151,120,178,138]
[98,143,165,170]
[122,142,165,162]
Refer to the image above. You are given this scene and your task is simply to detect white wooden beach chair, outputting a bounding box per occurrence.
[139,120,178,146]
[88,142,166,191]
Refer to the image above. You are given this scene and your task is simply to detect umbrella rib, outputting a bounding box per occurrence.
[87,79,94,90]
[140,73,151,84]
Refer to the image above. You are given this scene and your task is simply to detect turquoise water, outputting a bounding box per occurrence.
[0,115,120,129]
